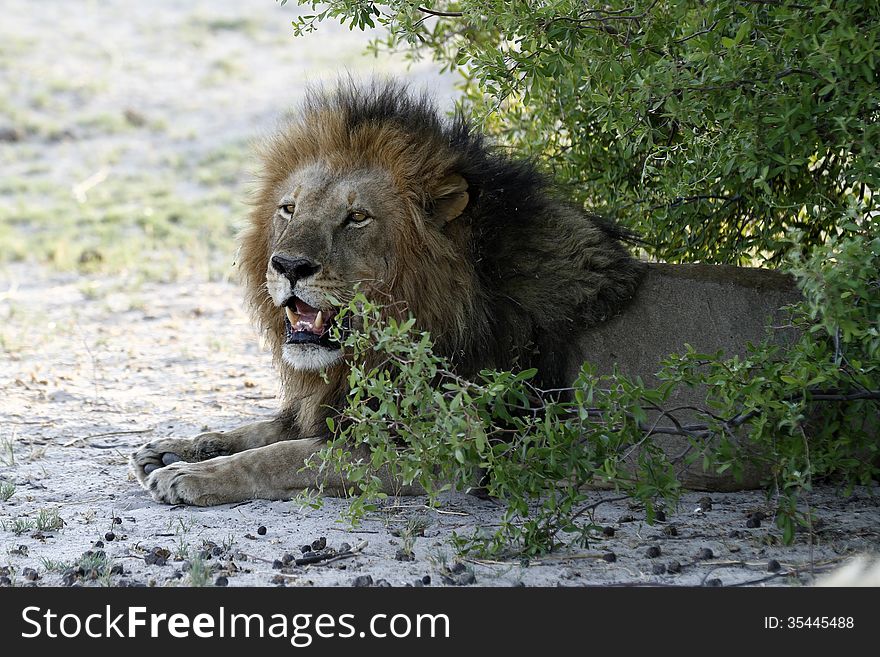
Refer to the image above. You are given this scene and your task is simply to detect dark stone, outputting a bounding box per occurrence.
[457,572,476,586]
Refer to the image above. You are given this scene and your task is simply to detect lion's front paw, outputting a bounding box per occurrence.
[130,438,191,486]
[145,461,229,506]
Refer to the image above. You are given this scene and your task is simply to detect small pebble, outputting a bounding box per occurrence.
[215,576,229,587]
[311,537,327,551]
[300,545,312,554]
[698,496,713,512]
[375,579,392,587]
[22,568,39,581]
[652,563,667,575]
[663,525,678,537]
[272,560,283,570]
[104,532,115,541]
[94,540,105,548]
[257,526,267,536]
[281,553,295,566]
[667,561,682,574]
[352,575,373,587]
[697,548,714,560]
[704,578,723,587]
[112,517,122,525]
[655,509,666,522]
[602,526,615,537]
[767,559,782,572]
[110,564,124,576]
[450,562,466,574]
[395,549,415,562]
[457,572,476,586]
[144,552,166,567]
[603,552,617,563]
[422,575,431,585]
[645,546,661,558]
[746,517,761,528]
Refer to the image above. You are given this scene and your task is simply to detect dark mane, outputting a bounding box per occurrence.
[240,80,644,415]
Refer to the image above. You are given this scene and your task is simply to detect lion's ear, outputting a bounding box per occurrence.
[431,174,469,224]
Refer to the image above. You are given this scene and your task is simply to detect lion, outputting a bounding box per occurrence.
[131,80,644,505]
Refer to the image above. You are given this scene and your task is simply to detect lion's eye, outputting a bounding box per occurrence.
[347,211,370,226]
[278,203,295,216]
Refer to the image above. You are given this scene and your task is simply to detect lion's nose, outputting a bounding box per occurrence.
[270,255,321,282]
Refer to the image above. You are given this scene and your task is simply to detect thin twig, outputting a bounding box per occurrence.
[417,6,463,18]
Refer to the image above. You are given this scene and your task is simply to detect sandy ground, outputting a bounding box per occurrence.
[1,265,879,587]
[1,1,878,587]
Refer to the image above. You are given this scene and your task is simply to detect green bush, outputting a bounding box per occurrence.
[306,220,878,555]
[284,0,878,265]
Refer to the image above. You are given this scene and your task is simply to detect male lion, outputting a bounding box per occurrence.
[131,81,644,505]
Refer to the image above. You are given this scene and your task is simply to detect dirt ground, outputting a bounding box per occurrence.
[1,0,878,587]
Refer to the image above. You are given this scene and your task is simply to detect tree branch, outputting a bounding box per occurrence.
[417,6,463,18]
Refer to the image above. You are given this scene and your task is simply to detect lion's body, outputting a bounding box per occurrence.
[132,81,644,505]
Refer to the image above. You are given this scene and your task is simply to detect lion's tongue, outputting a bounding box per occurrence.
[285,299,328,335]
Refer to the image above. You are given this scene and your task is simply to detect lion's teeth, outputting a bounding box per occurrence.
[285,306,299,325]
[314,310,324,331]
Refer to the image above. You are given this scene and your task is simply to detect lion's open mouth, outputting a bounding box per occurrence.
[283,297,338,347]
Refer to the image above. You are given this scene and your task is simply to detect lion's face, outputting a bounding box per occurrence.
[264,162,407,371]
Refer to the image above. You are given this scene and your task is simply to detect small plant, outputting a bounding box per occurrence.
[397,516,429,557]
[35,508,64,532]
[39,557,70,573]
[74,549,115,585]
[173,537,191,561]
[0,482,14,502]
[187,554,211,587]
[0,434,15,467]
[3,518,34,535]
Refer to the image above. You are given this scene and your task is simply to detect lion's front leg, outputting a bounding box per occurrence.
[130,418,293,486]
[144,438,341,505]
[144,438,424,505]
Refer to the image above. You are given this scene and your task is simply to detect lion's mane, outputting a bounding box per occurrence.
[238,80,644,434]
